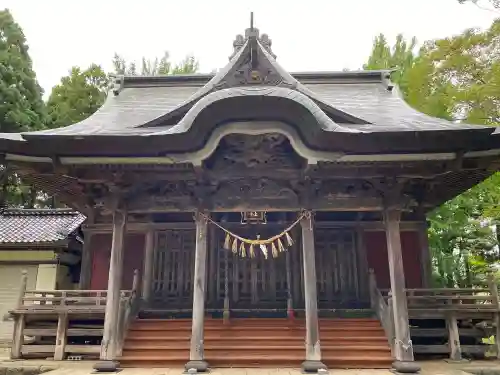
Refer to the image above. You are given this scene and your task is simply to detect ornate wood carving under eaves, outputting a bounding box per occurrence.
[127,181,200,211]
[211,178,299,211]
[313,179,379,200]
[204,133,305,172]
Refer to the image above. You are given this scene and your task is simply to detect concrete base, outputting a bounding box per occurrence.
[392,361,421,374]
[301,360,328,374]
[184,360,209,373]
[93,361,120,373]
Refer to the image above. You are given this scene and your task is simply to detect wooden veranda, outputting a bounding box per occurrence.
[9,267,500,366]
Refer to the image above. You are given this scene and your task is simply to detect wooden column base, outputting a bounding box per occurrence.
[392,361,421,374]
[93,360,120,372]
[301,360,327,374]
[184,360,209,373]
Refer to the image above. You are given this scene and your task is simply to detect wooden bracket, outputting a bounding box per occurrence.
[368,177,413,211]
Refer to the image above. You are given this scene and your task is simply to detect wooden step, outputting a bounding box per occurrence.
[125,336,389,345]
[129,324,383,332]
[130,320,381,328]
[126,329,385,339]
[130,318,381,324]
[123,344,391,351]
[130,318,380,325]
[120,317,392,369]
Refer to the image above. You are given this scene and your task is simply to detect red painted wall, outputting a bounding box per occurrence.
[88,229,423,291]
[89,233,145,290]
[364,230,422,289]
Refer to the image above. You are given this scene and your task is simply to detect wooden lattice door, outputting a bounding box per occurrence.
[314,228,363,308]
[151,229,196,308]
[213,225,289,310]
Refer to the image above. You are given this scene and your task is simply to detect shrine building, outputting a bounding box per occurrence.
[2,19,500,374]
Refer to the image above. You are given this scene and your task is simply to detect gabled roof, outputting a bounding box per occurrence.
[6,24,493,139]
[0,23,498,159]
[0,209,86,245]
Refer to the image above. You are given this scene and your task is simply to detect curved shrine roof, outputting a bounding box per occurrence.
[24,71,487,138]
[0,24,498,157]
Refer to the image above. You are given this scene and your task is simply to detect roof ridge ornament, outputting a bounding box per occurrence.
[382,71,394,91]
[229,13,276,60]
[111,74,125,96]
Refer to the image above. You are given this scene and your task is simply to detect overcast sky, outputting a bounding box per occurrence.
[3,0,499,94]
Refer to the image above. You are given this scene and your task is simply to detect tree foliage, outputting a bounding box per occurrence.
[0,9,46,208]
[112,52,199,76]
[46,64,108,128]
[363,33,417,91]
[0,9,45,133]
[364,19,500,286]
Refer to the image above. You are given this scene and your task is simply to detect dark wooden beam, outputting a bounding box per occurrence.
[83,220,424,234]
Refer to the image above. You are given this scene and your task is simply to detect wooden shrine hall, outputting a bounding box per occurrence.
[3,18,500,374]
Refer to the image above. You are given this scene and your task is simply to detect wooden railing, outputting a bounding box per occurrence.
[116,270,141,356]
[376,275,500,361]
[368,269,394,353]
[9,269,140,361]
[20,290,114,308]
[380,286,498,314]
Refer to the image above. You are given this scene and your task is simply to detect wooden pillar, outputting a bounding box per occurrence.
[79,232,93,289]
[54,313,68,360]
[418,220,432,288]
[447,311,462,361]
[300,212,326,373]
[185,212,209,373]
[95,208,127,372]
[384,208,419,373]
[285,248,294,319]
[11,315,25,360]
[142,230,155,302]
[11,270,28,360]
[356,225,370,300]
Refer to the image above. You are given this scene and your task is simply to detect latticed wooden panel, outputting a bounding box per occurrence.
[314,228,361,307]
[152,229,195,307]
[213,225,289,309]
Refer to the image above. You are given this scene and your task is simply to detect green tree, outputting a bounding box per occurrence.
[0,9,46,133]
[46,64,109,128]
[113,52,199,76]
[0,9,46,208]
[363,33,417,92]
[428,181,499,288]
[417,23,500,125]
[364,20,500,287]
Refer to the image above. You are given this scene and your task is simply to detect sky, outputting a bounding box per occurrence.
[3,0,499,95]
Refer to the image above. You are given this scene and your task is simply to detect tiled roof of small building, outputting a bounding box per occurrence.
[0,209,86,244]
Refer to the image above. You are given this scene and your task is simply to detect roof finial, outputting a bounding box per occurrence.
[250,12,254,30]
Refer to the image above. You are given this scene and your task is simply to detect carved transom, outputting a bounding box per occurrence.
[205,133,305,170]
